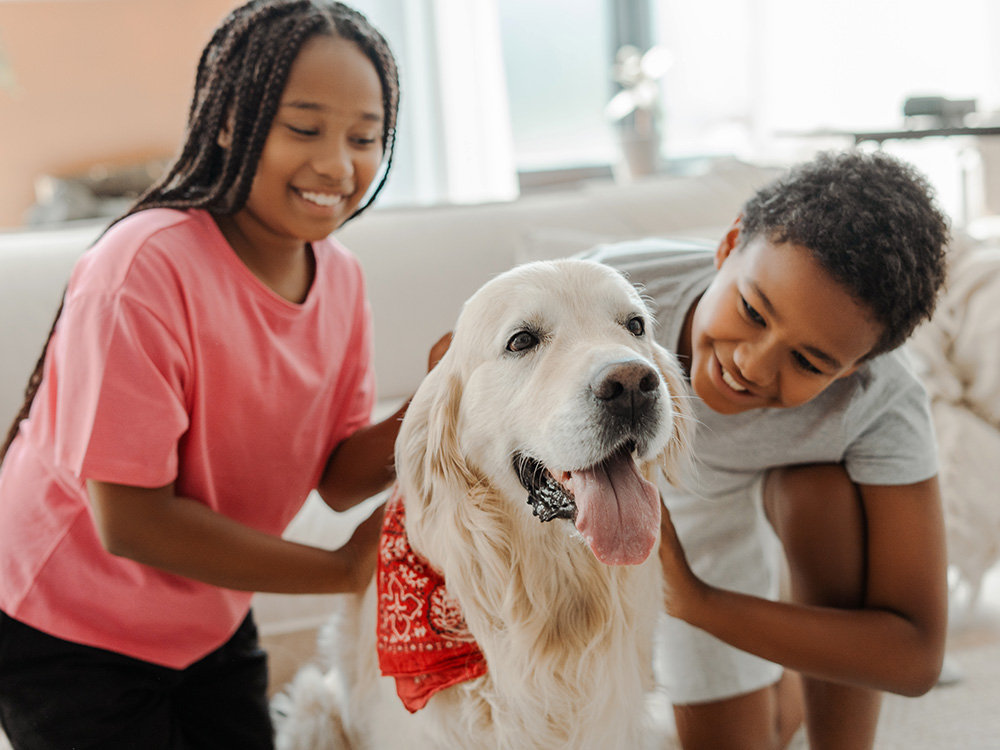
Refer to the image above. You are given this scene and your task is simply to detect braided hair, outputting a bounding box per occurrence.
[133,0,399,219]
[0,0,399,464]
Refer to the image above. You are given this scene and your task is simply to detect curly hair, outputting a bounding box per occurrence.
[739,149,950,358]
[1,0,399,465]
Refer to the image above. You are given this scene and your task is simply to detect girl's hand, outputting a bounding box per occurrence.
[428,331,452,372]
[336,501,386,592]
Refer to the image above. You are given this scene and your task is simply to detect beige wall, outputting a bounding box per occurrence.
[0,0,242,228]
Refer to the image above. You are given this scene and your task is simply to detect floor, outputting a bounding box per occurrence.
[264,564,1000,748]
[866,565,1000,750]
[947,564,1000,650]
[1,566,996,750]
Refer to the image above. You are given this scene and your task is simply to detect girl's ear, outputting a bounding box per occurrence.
[217,111,235,149]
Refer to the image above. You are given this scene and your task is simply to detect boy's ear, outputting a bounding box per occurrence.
[836,360,870,380]
[715,216,742,269]
[837,364,861,379]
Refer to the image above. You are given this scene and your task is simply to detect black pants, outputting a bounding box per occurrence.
[0,609,274,750]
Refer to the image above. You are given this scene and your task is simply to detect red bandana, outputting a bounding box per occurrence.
[376,487,487,713]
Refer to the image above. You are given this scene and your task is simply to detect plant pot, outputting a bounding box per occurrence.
[616,130,662,182]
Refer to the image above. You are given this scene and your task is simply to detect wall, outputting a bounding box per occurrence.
[0,0,241,228]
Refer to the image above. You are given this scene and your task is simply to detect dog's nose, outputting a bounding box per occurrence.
[591,360,660,418]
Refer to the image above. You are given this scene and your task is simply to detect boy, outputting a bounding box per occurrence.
[586,150,950,750]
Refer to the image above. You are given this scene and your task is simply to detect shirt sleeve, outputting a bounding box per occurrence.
[54,287,190,488]
[315,252,378,474]
[843,357,939,487]
[338,290,377,440]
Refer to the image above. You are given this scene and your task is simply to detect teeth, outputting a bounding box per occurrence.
[721,367,747,392]
[300,191,343,207]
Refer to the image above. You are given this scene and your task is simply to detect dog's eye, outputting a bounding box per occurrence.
[626,316,645,337]
[507,330,539,353]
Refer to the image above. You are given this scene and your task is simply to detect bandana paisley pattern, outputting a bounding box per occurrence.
[376,487,487,712]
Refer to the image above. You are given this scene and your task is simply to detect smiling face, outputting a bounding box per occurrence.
[682,229,883,414]
[221,33,385,256]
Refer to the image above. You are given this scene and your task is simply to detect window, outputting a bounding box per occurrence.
[497,0,617,173]
[360,0,1000,220]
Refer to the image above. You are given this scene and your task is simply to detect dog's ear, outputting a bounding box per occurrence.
[396,361,478,521]
[652,344,695,488]
[423,370,480,494]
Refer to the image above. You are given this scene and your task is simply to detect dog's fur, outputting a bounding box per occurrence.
[273,259,693,750]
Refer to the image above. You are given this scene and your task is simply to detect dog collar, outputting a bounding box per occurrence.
[376,487,487,712]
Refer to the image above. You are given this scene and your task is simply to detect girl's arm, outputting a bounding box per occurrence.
[316,332,453,512]
[87,335,453,595]
[316,399,409,512]
[659,476,949,696]
[87,479,384,594]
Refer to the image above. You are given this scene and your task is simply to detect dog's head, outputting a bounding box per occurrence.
[396,259,692,568]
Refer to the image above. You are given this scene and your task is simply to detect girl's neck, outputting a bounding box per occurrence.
[213,214,316,304]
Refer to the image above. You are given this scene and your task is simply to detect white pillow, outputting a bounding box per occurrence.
[514,227,623,265]
[581,158,782,236]
[515,226,728,267]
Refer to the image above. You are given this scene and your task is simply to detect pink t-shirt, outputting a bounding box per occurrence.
[0,208,375,668]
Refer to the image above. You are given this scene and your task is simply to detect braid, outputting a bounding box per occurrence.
[0,0,400,466]
[225,16,320,211]
[0,299,63,463]
[343,13,399,221]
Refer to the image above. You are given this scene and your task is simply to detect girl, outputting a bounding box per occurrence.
[0,2,430,747]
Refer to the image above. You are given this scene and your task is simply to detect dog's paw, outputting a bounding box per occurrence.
[271,664,350,750]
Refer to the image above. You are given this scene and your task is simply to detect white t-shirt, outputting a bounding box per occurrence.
[585,238,939,497]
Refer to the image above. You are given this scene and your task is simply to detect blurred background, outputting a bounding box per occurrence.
[2,0,999,233]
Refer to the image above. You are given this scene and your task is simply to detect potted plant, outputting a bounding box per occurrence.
[606,44,672,180]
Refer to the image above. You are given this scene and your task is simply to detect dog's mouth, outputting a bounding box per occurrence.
[514,452,580,523]
[513,444,661,566]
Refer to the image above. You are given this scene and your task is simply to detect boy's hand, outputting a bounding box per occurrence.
[658,501,700,619]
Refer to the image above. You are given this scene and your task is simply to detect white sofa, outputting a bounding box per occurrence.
[3,157,999,692]
[1,158,781,435]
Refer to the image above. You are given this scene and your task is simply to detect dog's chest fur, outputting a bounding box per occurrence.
[404,491,663,750]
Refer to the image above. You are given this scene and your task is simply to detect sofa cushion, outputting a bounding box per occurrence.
[0,221,104,429]
[334,192,638,402]
[580,158,782,236]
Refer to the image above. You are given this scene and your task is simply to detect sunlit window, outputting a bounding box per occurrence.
[492,0,1000,220]
[497,0,618,173]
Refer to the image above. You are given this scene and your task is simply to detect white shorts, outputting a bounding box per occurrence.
[655,474,784,705]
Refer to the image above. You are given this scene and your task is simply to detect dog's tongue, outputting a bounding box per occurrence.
[568,452,660,565]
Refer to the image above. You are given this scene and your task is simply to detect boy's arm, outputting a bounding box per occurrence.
[660,476,949,696]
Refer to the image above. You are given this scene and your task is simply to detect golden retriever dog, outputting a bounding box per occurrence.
[273,259,692,750]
